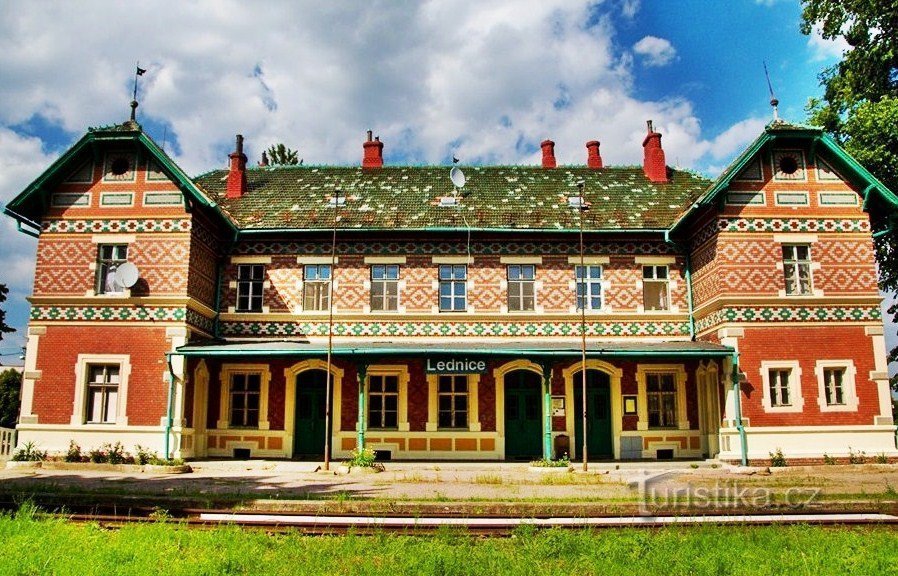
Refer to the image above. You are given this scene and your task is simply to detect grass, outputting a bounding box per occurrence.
[0,506,896,575]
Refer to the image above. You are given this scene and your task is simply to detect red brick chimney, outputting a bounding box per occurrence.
[226,134,248,199]
[363,130,384,168]
[642,120,668,183]
[586,140,603,169]
[541,139,556,168]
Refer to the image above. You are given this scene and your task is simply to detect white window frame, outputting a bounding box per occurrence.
[575,265,603,311]
[303,264,332,312]
[507,264,536,312]
[370,264,400,312]
[217,364,271,430]
[439,264,467,312]
[815,360,859,412]
[642,265,670,311]
[236,263,265,312]
[781,244,813,296]
[759,360,804,413]
[71,354,131,426]
[96,243,129,295]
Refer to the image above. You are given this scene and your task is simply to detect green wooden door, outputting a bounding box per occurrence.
[293,370,328,458]
[504,370,542,459]
[573,370,613,459]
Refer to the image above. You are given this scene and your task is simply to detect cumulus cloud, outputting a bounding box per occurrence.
[806,24,850,61]
[632,36,677,67]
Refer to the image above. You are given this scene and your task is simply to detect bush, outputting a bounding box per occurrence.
[848,447,866,465]
[823,453,836,465]
[876,453,889,464]
[64,441,83,463]
[530,454,571,468]
[11,441,46,462]
[769,448,787,467]
[134,445,157,466]
[88,446,106,463]
[346,447,378,468]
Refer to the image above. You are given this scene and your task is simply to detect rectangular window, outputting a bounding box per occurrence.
[229,373,261,427]
[782,245,812,295]
[823,368,845,406]
[370,264,399,312]
[575,265,603,310]
[439,264,467,311]
[86,365,119,424]
[438,375,469,428]
[236,264,264,312]
[96,244,129,294]
[507,264,535,312]
[642,265,669,311]
[646,373,677,428]
[769,369,792,407]
[368,375,398,429]
[303,264,331,311]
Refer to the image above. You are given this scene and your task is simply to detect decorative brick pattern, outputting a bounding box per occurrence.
[42,218,192,233]
[718,217,869,234]
[695,305,881,332]
[31,305,187,322]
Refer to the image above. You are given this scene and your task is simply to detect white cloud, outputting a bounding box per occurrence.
[620,0,640,19]
[806,24,850,62]
[632,36,677,67]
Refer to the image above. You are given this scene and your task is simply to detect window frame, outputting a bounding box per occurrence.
[575,264,603,311]
[782,244,813,296]
[370,264,400,312]
[303,264,332,312]
[642,265,670,311]
[367,373,400,430]
[507,264,536,312]
[759,360,804,413]
[437,374,469,429]
[85,364,121,424]
[815,360,858,412]
[228,372,262,428]
[635,364,688,431]
[71,354,131,427]
[645,372,678,429]
[96,244,129,295]
[438,264,467,312]
[235,263,265,312]
[217,364,271,430]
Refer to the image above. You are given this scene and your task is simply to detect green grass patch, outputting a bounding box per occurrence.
[0,507,896,575]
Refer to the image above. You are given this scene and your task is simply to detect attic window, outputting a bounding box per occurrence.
[778,155,798,175]
[111,158,130,175]
[439,196,459,207]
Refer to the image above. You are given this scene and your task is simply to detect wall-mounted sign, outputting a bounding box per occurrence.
[425,358,487,374]
[552,396,566,417]
[623,395,638,415]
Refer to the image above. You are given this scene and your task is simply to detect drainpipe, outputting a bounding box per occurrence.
[731,350,748,466]
[166,355,177,460]
[664,231,696,340]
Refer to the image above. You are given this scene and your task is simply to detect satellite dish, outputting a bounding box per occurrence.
[450,166,466,188]
[115,261,140,289]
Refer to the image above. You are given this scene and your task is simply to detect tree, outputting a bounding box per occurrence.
[265,143,299,166]
[0,369,21,428]
[801,1,898,389]
[0,284,14,341]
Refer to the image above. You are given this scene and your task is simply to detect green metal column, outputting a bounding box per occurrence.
[542,362,553,460]
[356,363,367,450]
[731,352,748,466]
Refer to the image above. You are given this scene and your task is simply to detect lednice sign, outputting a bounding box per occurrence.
[425,358,489,374]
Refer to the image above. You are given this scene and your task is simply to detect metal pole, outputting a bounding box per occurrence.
[323,189,340,471]
[577,181,588,472]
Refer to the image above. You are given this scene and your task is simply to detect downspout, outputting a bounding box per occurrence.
[731,350,748,466]
[664,231,696,340]
[166,354,177,461]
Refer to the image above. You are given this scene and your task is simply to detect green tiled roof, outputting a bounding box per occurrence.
[193,166,711,232]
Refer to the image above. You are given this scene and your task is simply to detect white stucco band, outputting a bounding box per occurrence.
[717,425,898,461]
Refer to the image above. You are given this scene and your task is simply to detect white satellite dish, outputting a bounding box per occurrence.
[450,166,466,188]
[115,261,140,289]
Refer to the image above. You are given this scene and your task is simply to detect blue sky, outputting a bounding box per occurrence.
[0,0,892,369]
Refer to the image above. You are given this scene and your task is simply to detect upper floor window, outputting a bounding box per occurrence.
[96,244,128,294]
[822,368,845,406]
[438,375,469,429]
[368,374,398,429]
[642,265,669,311]
[303,264,331,311]
[768,368,792,407]
[782,245,812,295]
[86,364,120,424]
[236,264,264,312]
[370,264,399,312]
[439,264,467,312]
[575,265,603,311]
[507,264,535,312]
[229,373,261,428]
[646,373,676,428]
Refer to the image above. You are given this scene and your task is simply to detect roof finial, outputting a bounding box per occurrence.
[763,61,779,121]
[130,63,146,122]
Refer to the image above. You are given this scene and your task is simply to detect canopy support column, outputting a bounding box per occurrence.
[356,363,368,451]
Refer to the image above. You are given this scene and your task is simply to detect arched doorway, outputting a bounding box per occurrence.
[573,370,613,459]
[504,369,542,459]
[293,369,329,458]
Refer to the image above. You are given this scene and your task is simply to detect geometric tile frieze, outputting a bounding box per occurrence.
[695,305,882,332]
[220,319,691,338]
[718,217,870,234]
[30,305,187,322]
[42,218,192,234]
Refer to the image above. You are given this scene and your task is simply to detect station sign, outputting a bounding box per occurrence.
[425,357,488,374]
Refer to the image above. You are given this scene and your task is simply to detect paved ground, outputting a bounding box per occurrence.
[2,460,897,515]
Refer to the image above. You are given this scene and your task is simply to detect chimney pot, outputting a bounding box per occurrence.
[363,131,384,168]
[641,120,668,183]
[540,139,556,169]
[226,133,248,198]
[586,140,603,169]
